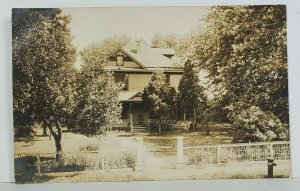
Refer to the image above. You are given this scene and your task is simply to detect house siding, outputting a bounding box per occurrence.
[170,74,182,91]
[127,73,182,92]
[107,50,142,68]
[107,60,141,68]
[128,74,152,91]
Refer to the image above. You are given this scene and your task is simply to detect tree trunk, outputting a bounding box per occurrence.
[206,125,210,136]
[48,121,62,161]
[54,135,62,161]
[158,113,161,133]
[193,108,197,130]
[42,125,48,136]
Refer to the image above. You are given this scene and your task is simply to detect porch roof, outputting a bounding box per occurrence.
[118,91,143,103]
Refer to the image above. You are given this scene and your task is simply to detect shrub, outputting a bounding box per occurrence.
[231,106,289,142]
[79,143,100,151]
[185,149,217,165]
[104,151,136,169]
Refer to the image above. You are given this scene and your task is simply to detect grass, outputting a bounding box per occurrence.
[41,160,290,183]
[46,169,153,183]
[14,123,291,183]
[189,160,290,180]
[138,123,234,154]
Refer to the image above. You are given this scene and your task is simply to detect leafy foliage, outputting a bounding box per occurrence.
[72,71,122,136]
[80,35,130,70]
[151,33,191,60]
[188,5,288,141]
[151,33,179,49]
[71,35,128,136]
[13,9,76,140]
[13,9,77,153]
[178,60,207,120]
[231,106,289,142]
[142,69,176,119]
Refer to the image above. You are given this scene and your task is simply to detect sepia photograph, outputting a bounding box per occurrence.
[12,6,290,183]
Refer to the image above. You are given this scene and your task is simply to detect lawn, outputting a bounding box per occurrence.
[14,123,291,183]
[41,160,290,183]
[132,123,234,154]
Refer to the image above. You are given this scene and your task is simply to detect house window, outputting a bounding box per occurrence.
[114,73,128,91]
[116,55,124,66]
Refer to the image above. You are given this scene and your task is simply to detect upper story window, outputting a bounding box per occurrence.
[114,73,128,91]
[116,55,124,66]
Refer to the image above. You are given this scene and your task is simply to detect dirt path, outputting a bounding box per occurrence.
[143,144,176,169]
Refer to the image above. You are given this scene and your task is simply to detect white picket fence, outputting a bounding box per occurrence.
[182,141,290,166]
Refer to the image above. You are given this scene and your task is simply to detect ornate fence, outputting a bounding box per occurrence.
[182,141,290,166]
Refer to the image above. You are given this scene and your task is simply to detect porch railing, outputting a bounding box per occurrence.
[148,119,177,126]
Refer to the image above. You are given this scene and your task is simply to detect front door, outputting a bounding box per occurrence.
[138,115,144,125]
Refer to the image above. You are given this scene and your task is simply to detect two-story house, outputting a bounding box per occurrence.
[103,41,184,126]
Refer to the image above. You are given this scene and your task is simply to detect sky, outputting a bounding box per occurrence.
[61,7,209,52]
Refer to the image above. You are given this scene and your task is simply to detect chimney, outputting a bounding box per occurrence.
[136,40,141,54]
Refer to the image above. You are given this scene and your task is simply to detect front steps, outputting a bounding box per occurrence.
[132,126,149,133]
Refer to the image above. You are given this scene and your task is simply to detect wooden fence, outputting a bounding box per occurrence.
[15,149,137,175]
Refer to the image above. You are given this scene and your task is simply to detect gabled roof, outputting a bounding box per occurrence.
[107,41,183,69]
[123,41,181,68]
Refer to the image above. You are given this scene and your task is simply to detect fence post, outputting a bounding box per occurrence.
[36,154,41,176]
[269,143,274,159]
[176,136,185,168]
[101,149,105,170]
[135,137,144,171]
[217,146,221,165]
[130,114,133,134]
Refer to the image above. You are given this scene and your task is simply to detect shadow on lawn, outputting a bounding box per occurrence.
[15,156,54,184]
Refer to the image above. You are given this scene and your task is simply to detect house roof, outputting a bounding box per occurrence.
[116,41,183,69]
[118,91,143,103]
[118,91,137,102]
[103,65,184,74]
[153,47,175,56]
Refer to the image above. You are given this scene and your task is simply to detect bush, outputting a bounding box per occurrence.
[231,106,289,142]
[185,149,217,165]
[104,151,136,169]
[79,143,100,151]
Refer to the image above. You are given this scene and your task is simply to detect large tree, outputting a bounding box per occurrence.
[142,69,176,132]
[12,8,62,137]
[80,35,130,69]
[70,36,127,136]
[178,60,207,122]
[151,33,191,60]
[13,9,77,156]
[71,67,122,136]
[188,5,288,141]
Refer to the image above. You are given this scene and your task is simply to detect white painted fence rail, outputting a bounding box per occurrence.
[183,141,290,165]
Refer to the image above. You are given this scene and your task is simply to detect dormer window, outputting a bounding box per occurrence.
[116,55,124,66]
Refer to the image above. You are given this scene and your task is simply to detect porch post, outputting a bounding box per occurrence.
[130,114,133,133]
[129,103,133,133]
[135,137,144,171]
[176,136,185,168]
